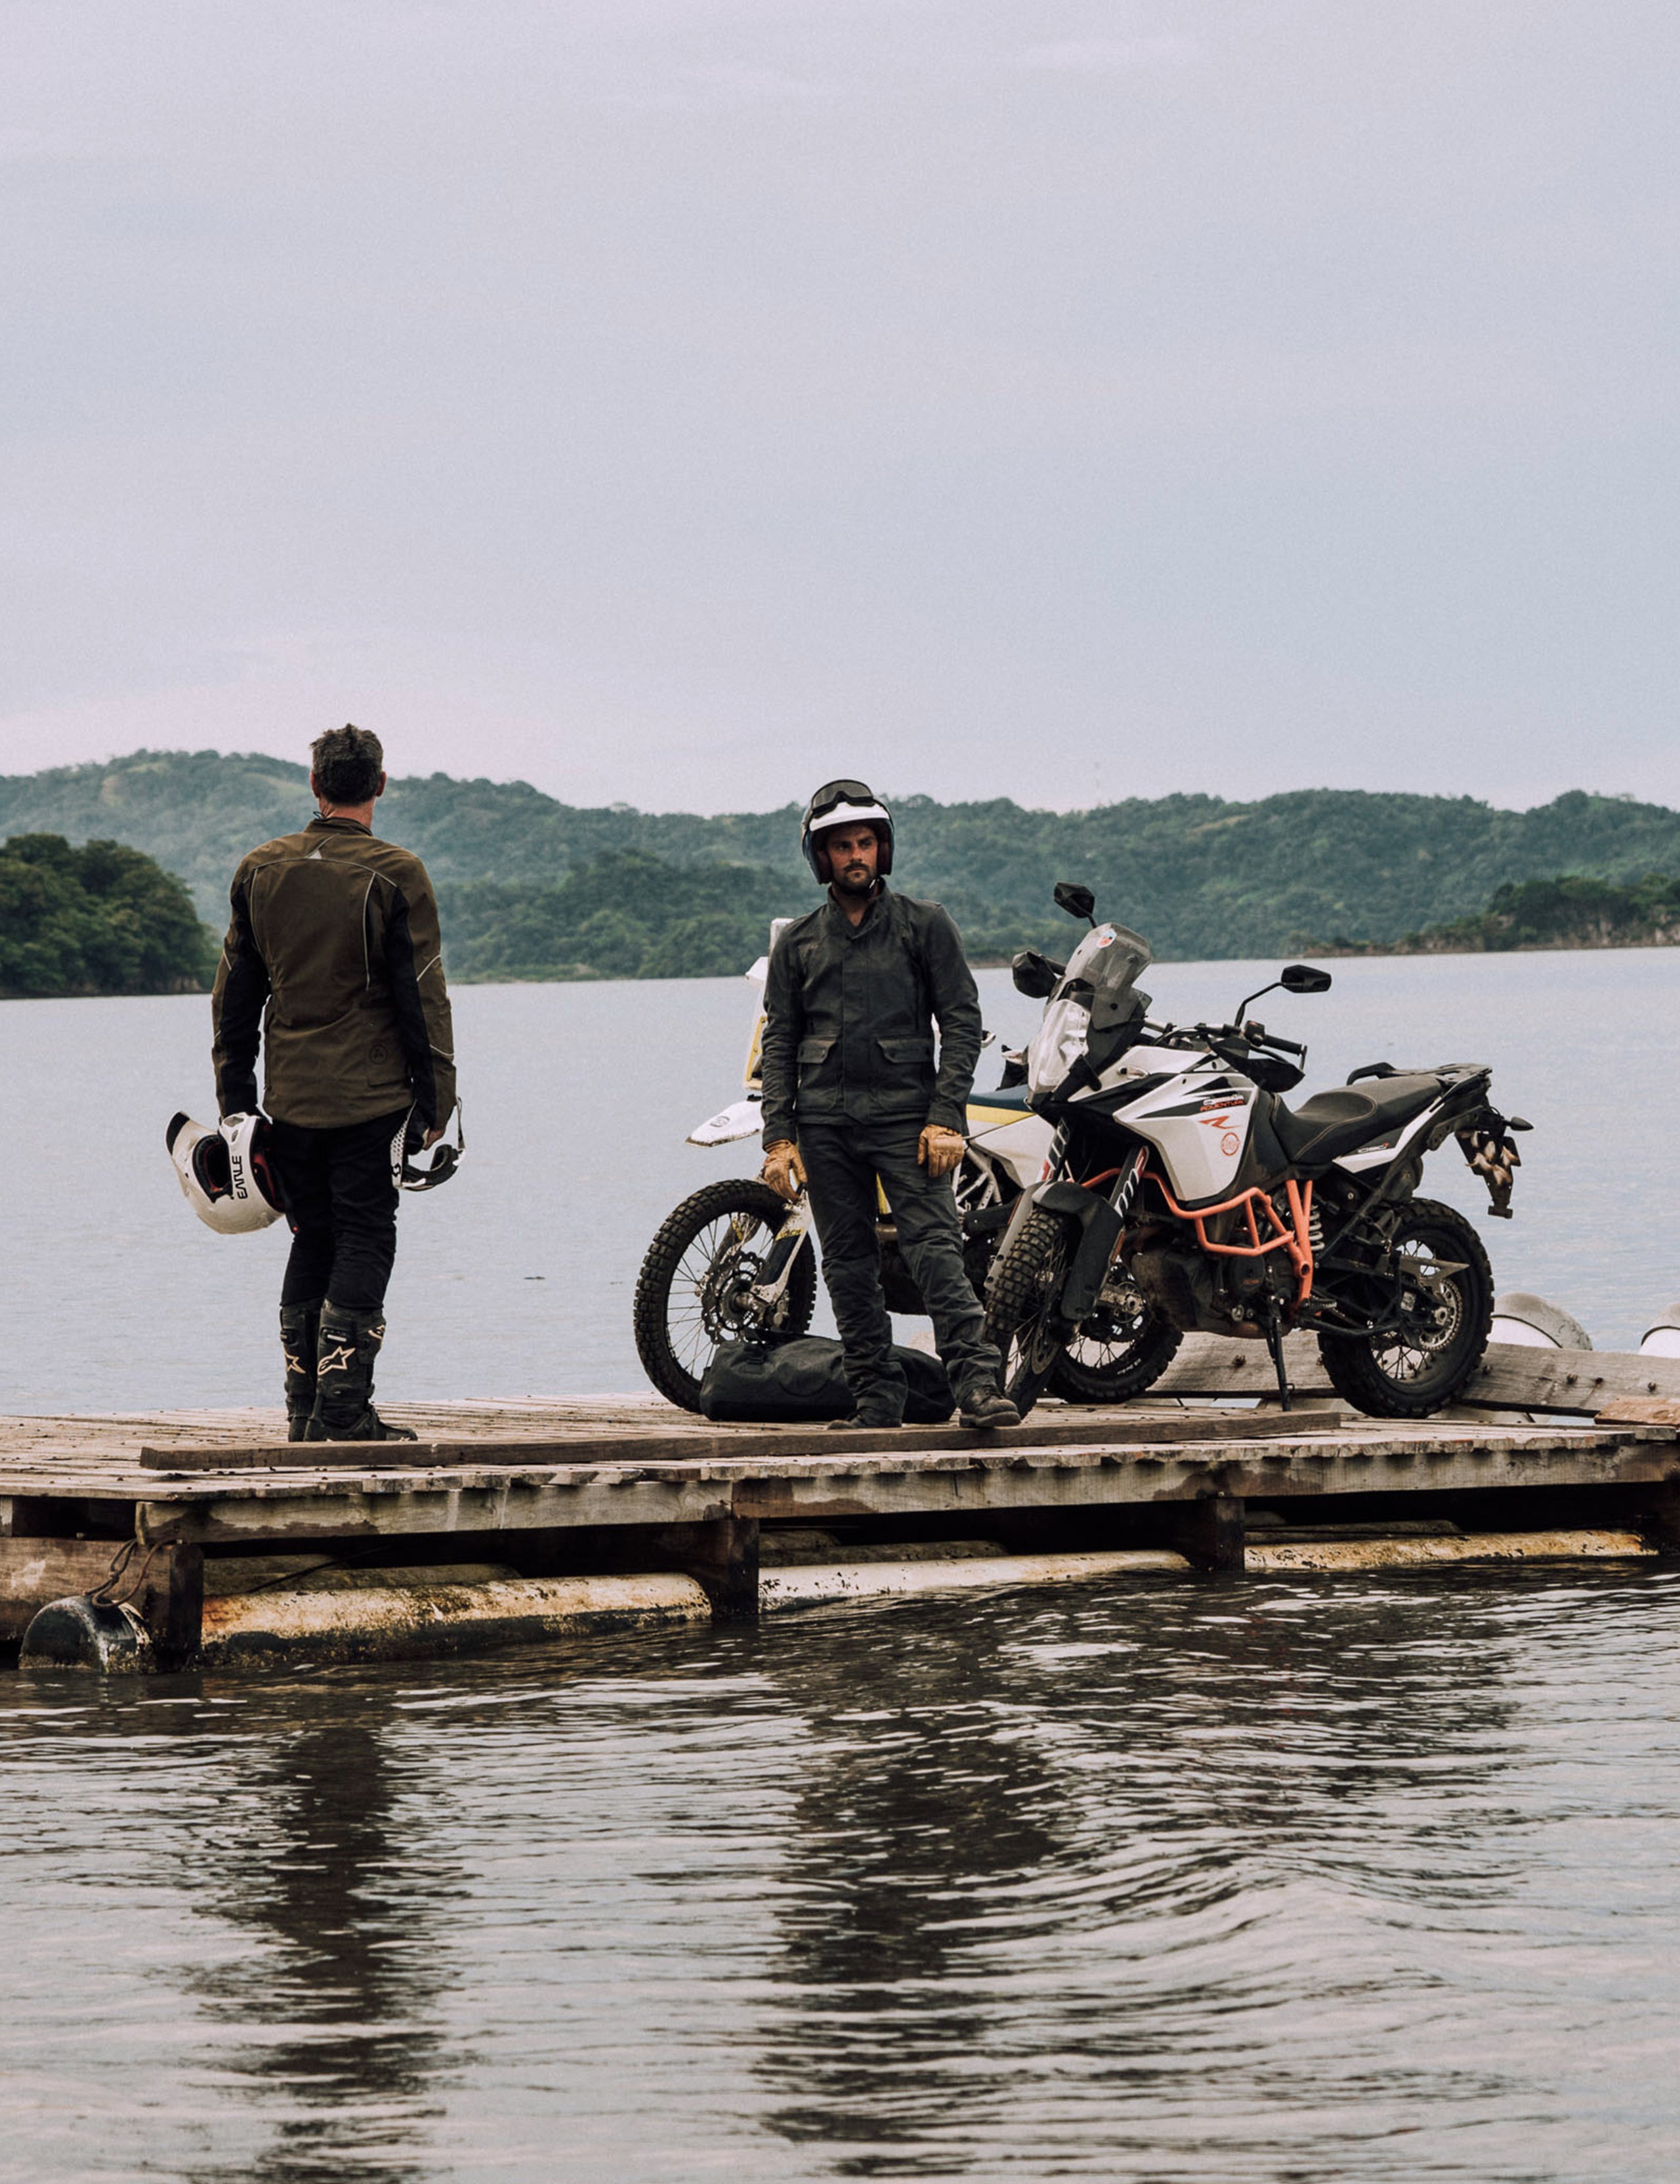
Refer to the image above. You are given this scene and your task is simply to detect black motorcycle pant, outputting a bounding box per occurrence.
[797,1120,1001,1415]
[268,1108,408,1312]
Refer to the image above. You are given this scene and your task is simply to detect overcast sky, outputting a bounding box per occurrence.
[3,1,1675,812]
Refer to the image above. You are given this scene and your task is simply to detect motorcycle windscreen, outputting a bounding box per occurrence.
[1074,923,1152,1028]
[1025,923,1152,1095]
[1026,994,1091,1095]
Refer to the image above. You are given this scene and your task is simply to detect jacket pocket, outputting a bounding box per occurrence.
[877,1037,935,1066]
[797,1036,835,1067]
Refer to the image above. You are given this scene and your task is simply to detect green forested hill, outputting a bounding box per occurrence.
[0,835,212,998]
[4,749,1680,971]
[1379,873,1680,956]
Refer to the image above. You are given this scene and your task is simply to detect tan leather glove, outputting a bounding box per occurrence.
[761,1140,807,1202]
[917,1124,966,1179]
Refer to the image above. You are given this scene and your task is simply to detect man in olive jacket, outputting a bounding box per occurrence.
[212,724,457,1440]
[759,781,1018,1430]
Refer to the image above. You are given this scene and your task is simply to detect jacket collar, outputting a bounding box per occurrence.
[306,812,373,837]
[825,879,887,934]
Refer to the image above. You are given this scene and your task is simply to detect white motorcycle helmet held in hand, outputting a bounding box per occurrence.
[167,1110,285,1234]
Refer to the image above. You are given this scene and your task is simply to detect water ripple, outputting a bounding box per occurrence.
[2,1569,1679,2181]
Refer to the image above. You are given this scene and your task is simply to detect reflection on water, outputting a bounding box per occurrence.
[3,1568,1679,2181]
[189,1710,457,2184]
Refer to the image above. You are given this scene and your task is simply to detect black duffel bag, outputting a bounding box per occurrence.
[698,1336,954,1425]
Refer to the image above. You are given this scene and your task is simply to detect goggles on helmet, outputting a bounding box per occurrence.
[800,778,895,881]
[803,779,877,827]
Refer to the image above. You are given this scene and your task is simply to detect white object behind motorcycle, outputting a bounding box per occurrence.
[167,1110,284,1234]
[1488,1292,1593,1350]
[1639,1303,1680,1358]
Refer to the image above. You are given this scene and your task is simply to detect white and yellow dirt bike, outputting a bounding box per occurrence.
[632,927,1175,1412]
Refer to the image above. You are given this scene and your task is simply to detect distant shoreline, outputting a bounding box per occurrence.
[1310,931,1680,961]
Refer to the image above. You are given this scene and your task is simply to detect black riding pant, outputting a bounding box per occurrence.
[798,1120,1000,1415]
[268,1109,406,1312]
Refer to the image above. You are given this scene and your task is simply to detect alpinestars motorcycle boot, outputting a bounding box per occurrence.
[280,1299,324,1442]
[305,1303,418,1442]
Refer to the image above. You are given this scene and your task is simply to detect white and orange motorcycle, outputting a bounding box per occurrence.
[984,883,1528,1419]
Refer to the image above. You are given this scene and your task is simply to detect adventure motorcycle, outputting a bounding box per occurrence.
[984,883,1529,1420]
[632,925,1171,1411]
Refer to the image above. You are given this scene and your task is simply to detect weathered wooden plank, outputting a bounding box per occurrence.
[139,1473,735,1545]
[1140,1335,1680,1416]
[127,1427,1675,1543]
[1461,1343,1680,1414]
[0,1538,127,1641]
[1156,1332,1330,1396]
[734,1437,1680,1522]
[1597,1396,1680,1427]
[134,1406,1350,1474]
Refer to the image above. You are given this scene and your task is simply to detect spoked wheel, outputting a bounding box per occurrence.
[633,1179,816,1412]
[1316,1198,1494,1418]
[983,1207,1076,1421]
[1049,1269,1182,1404]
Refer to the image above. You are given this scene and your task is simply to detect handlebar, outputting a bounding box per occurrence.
[1146,1018,1305,1060]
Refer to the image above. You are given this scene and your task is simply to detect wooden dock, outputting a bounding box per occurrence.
[5,1335,1679,1671]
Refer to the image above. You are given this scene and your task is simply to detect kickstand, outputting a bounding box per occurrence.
[1263,1306,1292,1413]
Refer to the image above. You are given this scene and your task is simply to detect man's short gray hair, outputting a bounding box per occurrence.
[311,724,385,805]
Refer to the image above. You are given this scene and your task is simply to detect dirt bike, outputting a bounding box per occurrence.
[984,883,1529,1420]
[632,926,1177,1411]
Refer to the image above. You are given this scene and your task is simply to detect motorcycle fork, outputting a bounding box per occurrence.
[747,1196,812,1311]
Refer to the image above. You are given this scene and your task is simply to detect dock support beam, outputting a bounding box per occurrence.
[666,1515,760,1621]
[1174,1495,1246,1573]
[133,1544,204,1670]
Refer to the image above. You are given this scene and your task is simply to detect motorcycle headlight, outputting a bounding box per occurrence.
[1026,997,1091,1096]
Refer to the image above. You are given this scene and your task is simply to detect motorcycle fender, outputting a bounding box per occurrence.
[1030,1182,1123,1324]
[686,1096,763,1146]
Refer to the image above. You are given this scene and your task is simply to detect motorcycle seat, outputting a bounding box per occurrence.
[1270,1072,1444,1169]
[969,1085,1035,1116]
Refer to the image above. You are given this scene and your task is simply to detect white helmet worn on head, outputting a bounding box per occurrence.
[800,778,896,883]
[167,1111,285,1234]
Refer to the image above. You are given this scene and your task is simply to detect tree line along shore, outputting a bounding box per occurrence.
[1,751,1678,997]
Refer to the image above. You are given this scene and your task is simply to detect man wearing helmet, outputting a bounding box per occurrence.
[759,780,1020,1430]
[211,724,457,1442]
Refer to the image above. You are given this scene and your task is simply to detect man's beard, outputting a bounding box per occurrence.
[831,862,875,896]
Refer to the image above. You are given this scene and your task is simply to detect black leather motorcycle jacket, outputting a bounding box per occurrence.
[759,884,983,1147]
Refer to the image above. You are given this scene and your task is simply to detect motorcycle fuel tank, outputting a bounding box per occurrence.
[1111,1075,1257,1203]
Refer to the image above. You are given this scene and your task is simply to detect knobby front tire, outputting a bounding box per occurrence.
[633,1179,817,1412]
[984,1207,1079,1421]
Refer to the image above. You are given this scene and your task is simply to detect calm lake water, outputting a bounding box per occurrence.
[0,946,1676,1410]
[6,1569,1680,2181]
[2,950,1678,2181]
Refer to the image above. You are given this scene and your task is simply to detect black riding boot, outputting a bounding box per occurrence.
[305,1303,418,1442]
[280,1299,324,1443]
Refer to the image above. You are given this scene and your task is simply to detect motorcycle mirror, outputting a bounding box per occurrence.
[1011,948,1062,999]
[1052,881,1097,926]
[1281,963,1333,994]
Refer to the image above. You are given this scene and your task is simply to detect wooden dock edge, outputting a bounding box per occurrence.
[15,1524,1662,1673]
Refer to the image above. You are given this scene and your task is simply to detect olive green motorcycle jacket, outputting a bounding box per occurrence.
[211,813,457,1129]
